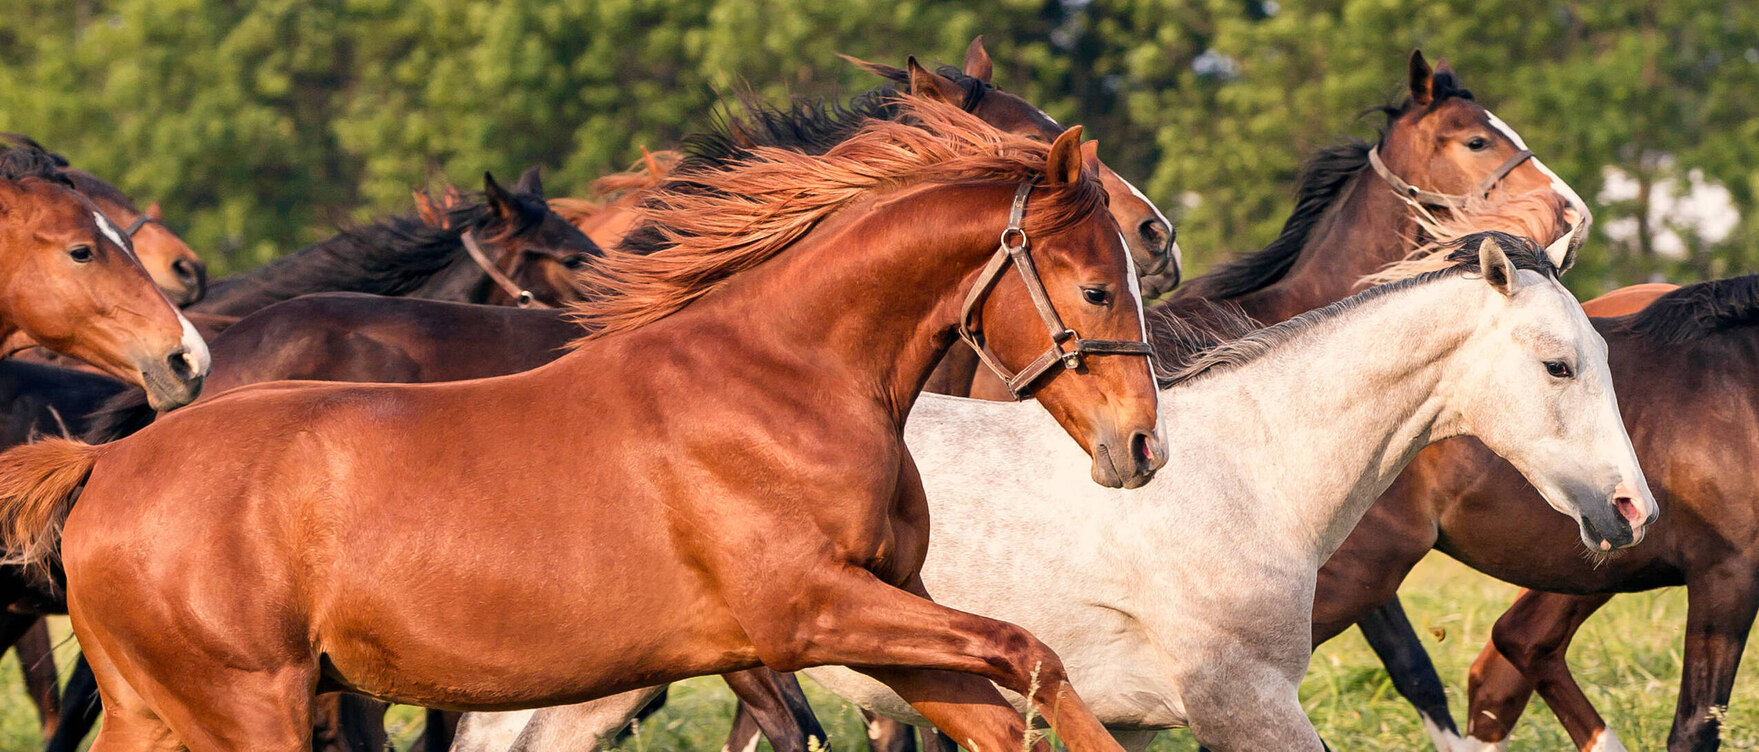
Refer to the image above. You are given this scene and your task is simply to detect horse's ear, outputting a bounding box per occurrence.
[483,172,519,222]
[1044,126,1086,186]
[442,184,464,209]
[1544,223,1579,273]
[412,189,442,227]
[1409,50,1434,105]
[145,201,164,222]
[514,165,544,198]
[838,53,908,85]
[1080,139,1102,169]
[963,36,994,83]
[907,56,965,105]
[1478,236,1516,296]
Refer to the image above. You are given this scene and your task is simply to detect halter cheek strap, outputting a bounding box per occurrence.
[460,229,551,309]
[1367,145,1533,210]
[957,178,1156,400]
[122,214,156,237]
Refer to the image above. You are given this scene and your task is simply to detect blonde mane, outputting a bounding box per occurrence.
[548,149,682,228]
[1359,189,1570,286]
[567,95,1105,340]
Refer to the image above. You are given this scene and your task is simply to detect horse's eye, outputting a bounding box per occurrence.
[563,254,591,270]
[1544,360,1573,379]
[1082,287,1111,306]
[68,245,94,263]
[1466,136,1490,151]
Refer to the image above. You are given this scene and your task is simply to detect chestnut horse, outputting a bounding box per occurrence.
[0,134,208,306]
[0,98,1160,752]
[189,168,594,318]
[0,143,208,411]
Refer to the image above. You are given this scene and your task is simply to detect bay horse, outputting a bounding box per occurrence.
[0,98,1162,752]
[190,168,595,318]
[0,134,208,306]
[492,233,1654,752]
[1296,274,1759,752]
[0,143,208,411]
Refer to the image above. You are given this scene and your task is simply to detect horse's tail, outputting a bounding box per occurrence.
[0,438,100,576]
[82,388,157,444]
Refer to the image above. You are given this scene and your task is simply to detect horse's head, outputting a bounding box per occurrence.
[1443,233,1653,551]
[967,127,1165,489]
[1375,51,1592,270]
[0,157,207,410]
[849,39,1182,297]
[454,168,600,306]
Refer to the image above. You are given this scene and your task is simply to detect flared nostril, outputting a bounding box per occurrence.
[1130,431,1156,468]
[1613,495,1646,528]
[167,348,197,381]
[1138,219,1172,255]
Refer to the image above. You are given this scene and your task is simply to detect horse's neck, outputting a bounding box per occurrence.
[196,236,486,316]
[1232,174,1417,323]
[572,185,1010,423]
[1162,279,1476,564]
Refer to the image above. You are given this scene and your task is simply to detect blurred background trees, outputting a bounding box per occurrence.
[0,0,1754,294]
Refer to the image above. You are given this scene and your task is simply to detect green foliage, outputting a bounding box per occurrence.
[0,0,1753,293]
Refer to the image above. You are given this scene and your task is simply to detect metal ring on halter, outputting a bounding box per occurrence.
[1366,145,1533,210]
[460,229,552,309]
[955,177,1156,400]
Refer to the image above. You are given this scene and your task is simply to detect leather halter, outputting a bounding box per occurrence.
[122,214,156,237]
[1367,145,1533,210]
[958,179,1156,400]
[460,230,551,309]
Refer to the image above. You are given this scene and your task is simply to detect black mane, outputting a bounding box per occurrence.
[194,190,550,314]
[0,136,75,189]
[1621,275,1759,344]
[1175,141,1372,301]
[1153,231,1555,388]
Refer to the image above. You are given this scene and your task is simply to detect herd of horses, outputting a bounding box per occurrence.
[0,37,1744,752]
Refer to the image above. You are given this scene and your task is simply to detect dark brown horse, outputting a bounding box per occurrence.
[0,143,207,411]
[190,168,594,318]
[0,98,1160,752]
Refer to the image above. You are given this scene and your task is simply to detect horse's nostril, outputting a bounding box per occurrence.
[1130,431,1154,466]
[1613,495,1645,527]
[1138,218,1171,251]
[167,348,196,381]
[172,258,205,285]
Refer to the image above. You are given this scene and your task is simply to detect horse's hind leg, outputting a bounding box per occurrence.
[720,669,830,752]
[1477,590,1615,750]
[78,636,179,752]
[4,616,60,737]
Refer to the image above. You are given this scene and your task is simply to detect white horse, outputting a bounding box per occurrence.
[453,233,1655,751]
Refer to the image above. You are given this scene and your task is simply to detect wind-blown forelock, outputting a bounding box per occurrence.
[1153,231,1555,388]
[567,95,1106,341]
[1358,190,1570,286]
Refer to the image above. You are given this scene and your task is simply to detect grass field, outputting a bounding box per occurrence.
[0,552,1748,751]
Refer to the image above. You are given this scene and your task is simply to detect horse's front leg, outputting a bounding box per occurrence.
[1185,669,1323,752]
[1667,565,1759,752]
[735,566,1123,752]
[719,669,829,752]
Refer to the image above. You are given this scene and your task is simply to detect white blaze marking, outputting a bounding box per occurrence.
[92,212,136,259]
[1484,111,1593,226]
[177,314,212,377]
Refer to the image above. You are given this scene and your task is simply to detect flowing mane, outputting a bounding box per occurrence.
[198,191,550,308]
[1174,141,1372,301]
[1619,275,1759,344]
[0,139,75,189]
[568,95,1105,340]
[1153,231,1556,388]
[550,150,683,226]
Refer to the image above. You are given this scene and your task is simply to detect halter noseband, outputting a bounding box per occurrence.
[1367,145,1533,210]
[957,179,1156,400]
[460,229,551,309]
